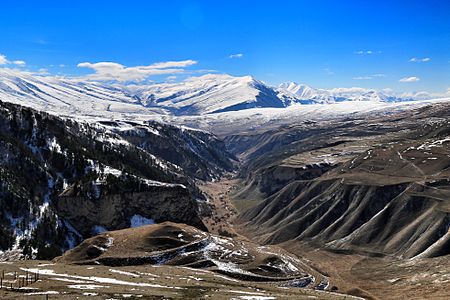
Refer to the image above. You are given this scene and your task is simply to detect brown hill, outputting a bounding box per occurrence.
[56,222,319,283]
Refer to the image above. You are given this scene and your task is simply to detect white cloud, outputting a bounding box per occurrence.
[409,57,431,63]
[0,54,26,66]
[148,60,197,68]
[59,64,66,68]
[77,60,198,82]
[229,53,243,59]
[399,90,449,100]
[13,60,26,66]
[355,50,381,55]
[399,76,420,82]
[0,54,9,65]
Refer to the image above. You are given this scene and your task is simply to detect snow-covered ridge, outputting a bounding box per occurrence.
[0,68,440,118]
[130,74,283,115]
[277,82,414,104]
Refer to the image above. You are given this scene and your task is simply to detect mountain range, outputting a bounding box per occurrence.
[0,69,432,118]
[278,81,413,104]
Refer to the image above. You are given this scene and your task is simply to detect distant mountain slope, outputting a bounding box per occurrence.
[277,82,412,104]
[0,70,285,116]
[0,68,167,118]
[134,74,285,115]
[0,100,235,259]
[0,69,428,119]
[95,120,237,181]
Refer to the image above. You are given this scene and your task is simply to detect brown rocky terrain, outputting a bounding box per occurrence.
[0,260,360,299]
[226,102,450,298]
[0,222,363,299]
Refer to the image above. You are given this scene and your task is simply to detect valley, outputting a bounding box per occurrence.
[1,1,449,299]
[0,72,449,299]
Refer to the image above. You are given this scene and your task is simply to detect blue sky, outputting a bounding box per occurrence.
[0,0,449,93]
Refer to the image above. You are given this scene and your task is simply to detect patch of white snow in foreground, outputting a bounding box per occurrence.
[109,269,140,277]
[24,291,60,295]
[21,268,184,289]
[68,284,108,290]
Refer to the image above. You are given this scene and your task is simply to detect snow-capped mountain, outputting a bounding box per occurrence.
[0,68,168,118]
[279,82,325,99]
[277,82,412,104]
[0,68,425,119]
[129,74,284,115]
[277,82,336,104]
[0,70,284,116]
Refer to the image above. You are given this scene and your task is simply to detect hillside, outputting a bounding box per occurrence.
[0,100,235,259]
[231,102,450,259]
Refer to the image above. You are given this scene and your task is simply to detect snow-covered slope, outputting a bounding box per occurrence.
[277,82,412,104]
[0,68,440,120]
[0,70,284,116]
[0,68,168,118]
[279,82,326,100]
[130,74,284,115]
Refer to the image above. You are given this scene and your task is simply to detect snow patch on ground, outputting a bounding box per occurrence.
[21,268,185,289]
[109,269,140,277]
[68,284,109,290]
[24,291,60,295]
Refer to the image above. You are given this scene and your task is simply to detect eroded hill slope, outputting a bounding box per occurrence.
[231,103,450,259]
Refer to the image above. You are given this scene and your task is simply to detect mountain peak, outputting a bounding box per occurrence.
[0,69,427,118]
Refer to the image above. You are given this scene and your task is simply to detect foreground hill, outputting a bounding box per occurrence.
[56,222,315,282]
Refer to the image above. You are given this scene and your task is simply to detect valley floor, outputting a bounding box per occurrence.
[282,242,450,300]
